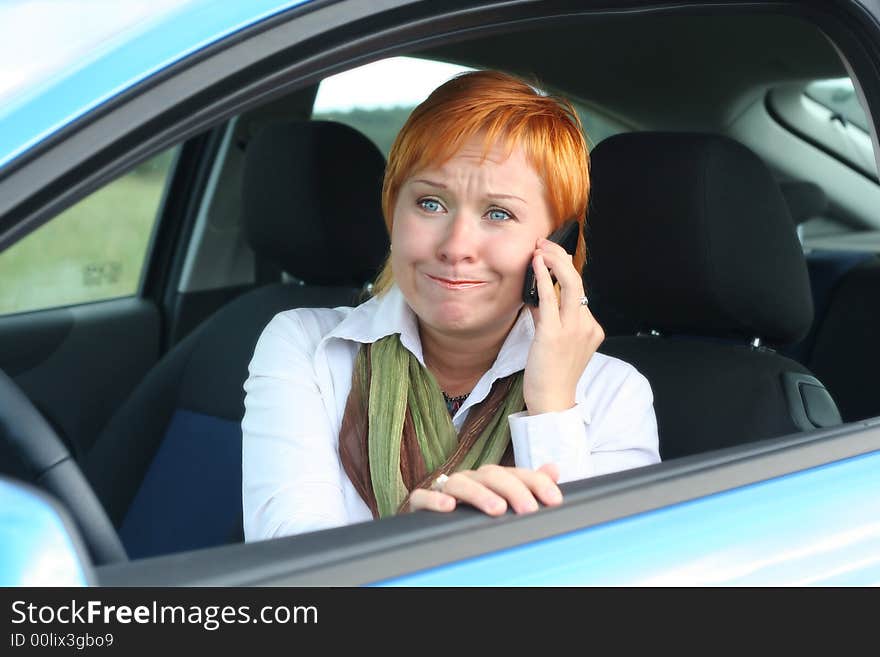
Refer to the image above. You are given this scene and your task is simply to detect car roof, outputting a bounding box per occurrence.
[0,0,311,171]
[421,12,846,132]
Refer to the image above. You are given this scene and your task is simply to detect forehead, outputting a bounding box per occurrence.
[413,133,543,185]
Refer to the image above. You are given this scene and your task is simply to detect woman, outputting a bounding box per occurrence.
[242,70,659,541]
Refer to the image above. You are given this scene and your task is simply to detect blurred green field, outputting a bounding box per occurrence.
[0,172,165,316]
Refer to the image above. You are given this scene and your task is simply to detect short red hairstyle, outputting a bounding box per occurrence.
[373,69,590,295]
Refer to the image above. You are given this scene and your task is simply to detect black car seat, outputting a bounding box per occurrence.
[777,180,831,363]
[776,180,880,422]
[807,256,880,422]
[83,121,389,559]
[584,132,842,460]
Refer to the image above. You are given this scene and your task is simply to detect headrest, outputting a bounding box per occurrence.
[585,132,813,345]
[242,121,390,286]
[779,180,827,225]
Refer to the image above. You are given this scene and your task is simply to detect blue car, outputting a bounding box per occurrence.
[2,0,880,586]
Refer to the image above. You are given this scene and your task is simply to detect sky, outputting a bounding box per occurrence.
[0,0,473,112]
[314,57,473,112]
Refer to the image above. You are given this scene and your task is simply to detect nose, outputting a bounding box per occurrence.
[436,212,479,264]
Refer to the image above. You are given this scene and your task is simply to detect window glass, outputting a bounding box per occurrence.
[313,56,628,156]
[805,78,870,133]
[768,78,878,184]
[0,147,177,315]
[312,56,475,155]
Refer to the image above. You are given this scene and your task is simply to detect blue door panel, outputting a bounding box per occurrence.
[375,451,880,586]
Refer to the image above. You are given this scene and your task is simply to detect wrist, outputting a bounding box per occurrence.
[526,398,576,416]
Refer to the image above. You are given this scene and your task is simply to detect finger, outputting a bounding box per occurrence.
[537,462,560,482]
[537,242,587,324]
[562,293,599,333]
[471,464,540,514]
[535,463,564,506]
[509,464,563,507]
[532,253,560,326]
[443,472,508,516]
[472,465,563,510]
[408,488,457,513]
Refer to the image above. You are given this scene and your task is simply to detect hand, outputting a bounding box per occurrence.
[408,463,563,516]
[523,236,605,415]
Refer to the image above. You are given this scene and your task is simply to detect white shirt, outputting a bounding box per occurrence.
[242,285,659,541]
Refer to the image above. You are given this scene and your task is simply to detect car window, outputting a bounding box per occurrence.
[768,77,878,180]
[312,56,629,155]
[6,0,880,583]
[762,76,880,249]
[0,146,178,316]
[805,78,870,132]
[311,56,476,156]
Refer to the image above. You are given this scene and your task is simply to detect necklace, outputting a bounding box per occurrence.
[442,390,470,415]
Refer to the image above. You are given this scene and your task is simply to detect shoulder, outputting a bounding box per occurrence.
[252,306,354,364]
[577,352,654,405]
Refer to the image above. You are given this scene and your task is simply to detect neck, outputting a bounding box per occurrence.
[418,317,517,396]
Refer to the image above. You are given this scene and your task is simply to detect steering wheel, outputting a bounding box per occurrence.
[0,369,127,565]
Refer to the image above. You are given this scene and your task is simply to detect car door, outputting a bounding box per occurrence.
[0,149,172,464]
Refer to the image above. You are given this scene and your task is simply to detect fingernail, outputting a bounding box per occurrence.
[489,499,505,513]
[545,488,562,504]
[440,496,455,510]
[522,499,539,513]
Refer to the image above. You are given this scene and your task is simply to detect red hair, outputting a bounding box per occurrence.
[373,69,590,295]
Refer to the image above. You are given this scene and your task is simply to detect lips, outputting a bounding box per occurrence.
[425,273,488,290]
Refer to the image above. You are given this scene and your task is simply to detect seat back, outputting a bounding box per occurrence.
[807,256,880,422]
[586,132,841,459]
[85,121,389,558]
[773,180,879,421]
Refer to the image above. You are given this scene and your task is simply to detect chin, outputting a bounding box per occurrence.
[425,305,481,332]
[427,302,520,339]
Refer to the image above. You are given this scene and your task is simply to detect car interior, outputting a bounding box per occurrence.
[2,5,880,573]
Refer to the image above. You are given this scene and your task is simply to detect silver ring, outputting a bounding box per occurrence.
[430,473,449,493]
[579,295,589,306]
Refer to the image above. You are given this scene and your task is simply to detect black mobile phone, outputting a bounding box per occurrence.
[521,219,580,306]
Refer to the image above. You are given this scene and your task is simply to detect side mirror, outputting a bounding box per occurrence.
[0,476,95,586]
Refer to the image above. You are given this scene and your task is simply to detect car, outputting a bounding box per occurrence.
[2,0,880,587]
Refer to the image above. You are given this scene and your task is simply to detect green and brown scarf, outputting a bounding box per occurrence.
[338,333,525,518]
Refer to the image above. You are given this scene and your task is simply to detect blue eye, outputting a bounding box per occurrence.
[418,198,444,213]
[487,208,512,222]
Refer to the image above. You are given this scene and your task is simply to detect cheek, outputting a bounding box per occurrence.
[489,235,537,274]
[391,214,426,258]
[390,212,434,280]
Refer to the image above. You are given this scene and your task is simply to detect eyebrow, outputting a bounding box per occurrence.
[410,179,527,204]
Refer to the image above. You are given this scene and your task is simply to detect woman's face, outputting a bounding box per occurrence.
[391,134,554,340]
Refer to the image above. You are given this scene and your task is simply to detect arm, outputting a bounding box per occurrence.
[242,311,349,541]
[408,237,660,516]
[509,366,660,484]
[514,235,659,482]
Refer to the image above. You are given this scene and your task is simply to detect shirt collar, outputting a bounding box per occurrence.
[324,284,535,377]
[324,285,424,362]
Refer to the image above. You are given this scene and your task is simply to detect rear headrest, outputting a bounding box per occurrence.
[586,132,813,346]
[242,120,390,286]
[779,180,827,225]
